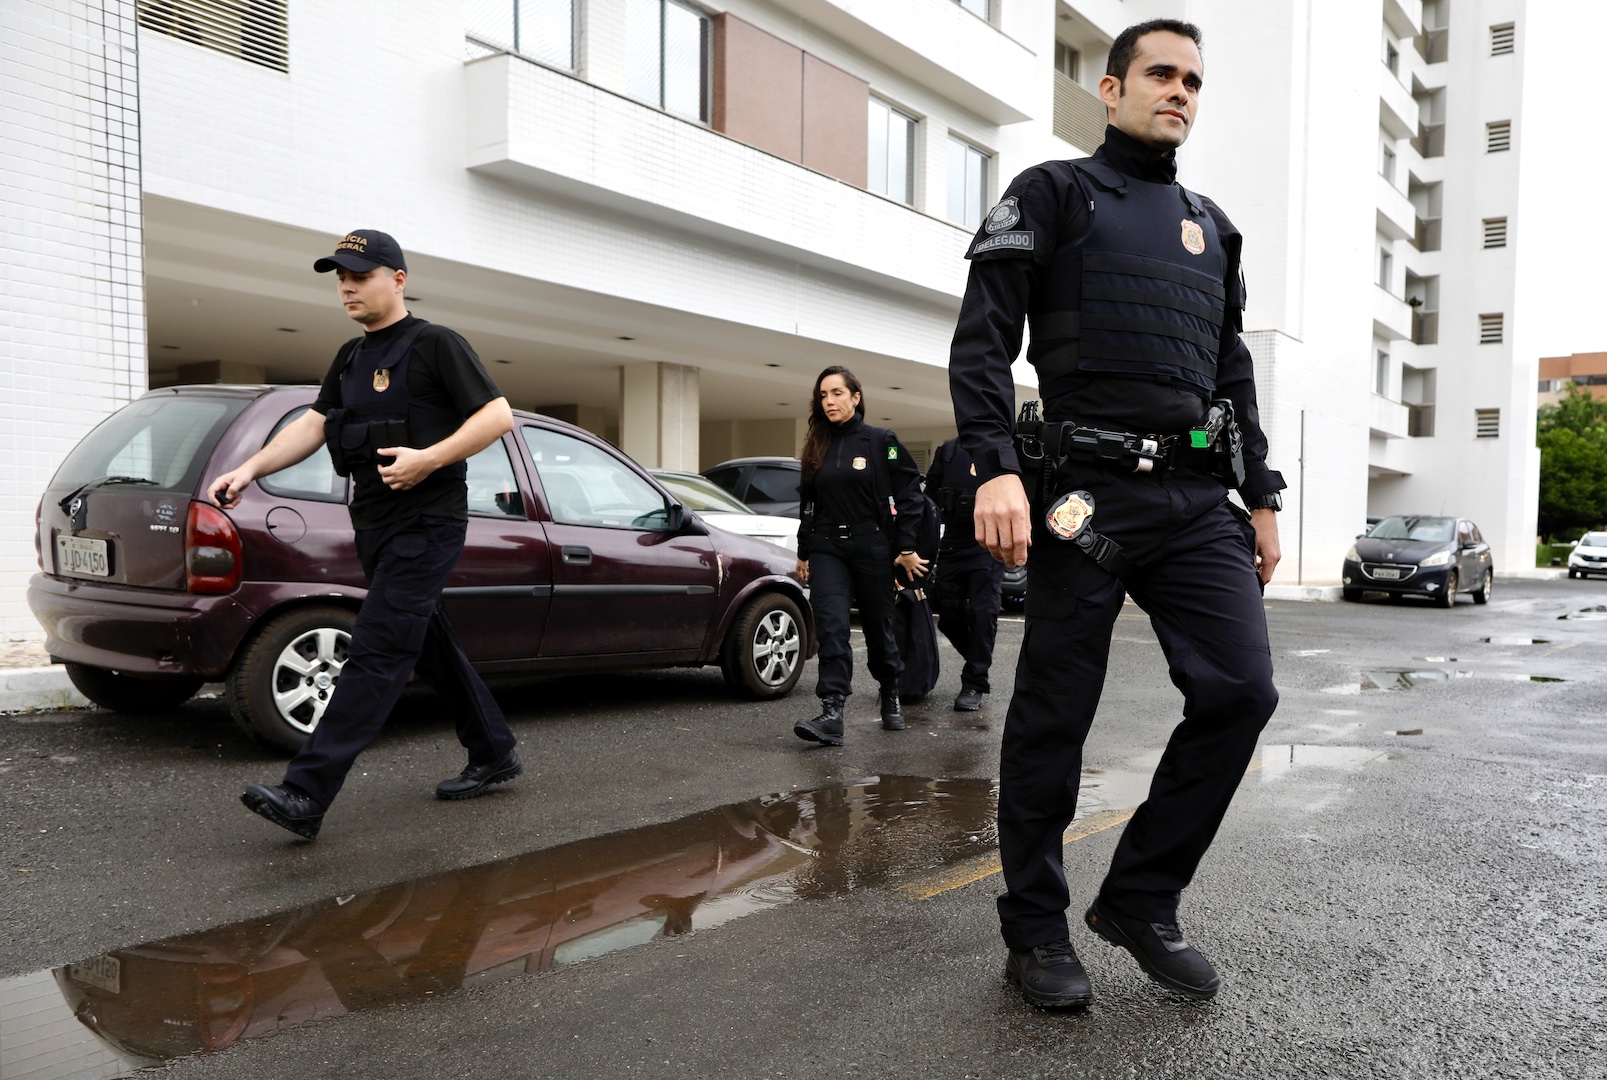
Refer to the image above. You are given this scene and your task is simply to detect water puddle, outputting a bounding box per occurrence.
[1481,637,1550,646]
[1558,606,1607,621]
[1357,668,1565,690]
[1252,744,1388,780]
[11,777,998,1073]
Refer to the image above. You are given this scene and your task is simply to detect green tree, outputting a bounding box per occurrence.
[1537,382,1607,540]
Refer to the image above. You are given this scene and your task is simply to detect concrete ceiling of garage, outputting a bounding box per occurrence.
[140,197,1000,432]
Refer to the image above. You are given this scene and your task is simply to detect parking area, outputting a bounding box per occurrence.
[2,578,1605,1079]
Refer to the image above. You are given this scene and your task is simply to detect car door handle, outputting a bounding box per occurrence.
[561,545,592,565]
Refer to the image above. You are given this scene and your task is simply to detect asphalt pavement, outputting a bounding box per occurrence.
[2,579,1604,1079]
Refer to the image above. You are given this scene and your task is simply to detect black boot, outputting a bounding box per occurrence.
[795,694,846,746]
[1085,896,1222,999]
[1004,939,1093,1009]
[880,684,904,730]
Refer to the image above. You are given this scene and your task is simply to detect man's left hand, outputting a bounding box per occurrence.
[376,446,438,491]
[1251,507,1281,584]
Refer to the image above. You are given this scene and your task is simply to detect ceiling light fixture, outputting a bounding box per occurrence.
[618,336,635,341]
[277,327,297,333]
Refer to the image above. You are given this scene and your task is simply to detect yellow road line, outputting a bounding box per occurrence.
[898,756,1270,902]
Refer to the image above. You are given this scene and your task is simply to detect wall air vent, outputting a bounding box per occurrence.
[137,0,288,74]
[1490,23,1515,56]
[1486,120,1512,153]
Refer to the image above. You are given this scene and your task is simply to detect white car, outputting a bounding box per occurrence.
[652,471,799,553]
[1568,531,1607,579]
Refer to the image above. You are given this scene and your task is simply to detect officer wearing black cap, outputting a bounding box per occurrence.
[926,437,1005,712]
[208,229,522,841]
[948,21,1286,1008]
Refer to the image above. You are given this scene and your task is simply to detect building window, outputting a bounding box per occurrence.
[1479,313,1504,344]
[957,0,990,19]
[1376,350,1390,396]
[137,0,289,73]
[1486,120,1512,153]
[947,138,989,230]
[1380,143,1396,183]
[1475,409,1500,438]
[627,0,710,122]
[1055,41,1081,81]
[868,99,917,205]
[1384,39,1400,75]
[1482,217,1508,248]
[1378,248,1393,290]
[1490,23,1515,56]
[465,0,575,68]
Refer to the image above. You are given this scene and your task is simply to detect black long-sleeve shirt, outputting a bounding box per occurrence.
[947,126,1284,501]
[796,415,923,560]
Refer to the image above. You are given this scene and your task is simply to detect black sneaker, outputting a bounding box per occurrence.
[795,695,845,746]
[1004,939,1093,1009]
[953,687,984,711]
[1085,896,1221,999]
[241,783,324,841]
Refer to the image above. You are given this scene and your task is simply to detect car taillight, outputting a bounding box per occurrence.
[186,502,243,594]
[34,498,42,570]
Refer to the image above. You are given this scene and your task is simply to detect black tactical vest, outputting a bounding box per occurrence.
[1027,159,1228,399]
[322,321,467,482]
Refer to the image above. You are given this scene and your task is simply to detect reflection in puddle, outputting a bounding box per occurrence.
[19,777,995,1073]
[1481,637,1549,646]
[1359,668,1565,690]
[1558,607,1607,621]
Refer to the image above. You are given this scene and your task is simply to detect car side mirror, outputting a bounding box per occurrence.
[664,503,685,532]
[1570,540,1580,547]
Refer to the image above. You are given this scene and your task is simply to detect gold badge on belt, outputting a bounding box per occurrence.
[1046,490,1095,541]
[1180,219,1206,255]
[373,368,391,392]
[969,462,977,476]
[852,456,867,470]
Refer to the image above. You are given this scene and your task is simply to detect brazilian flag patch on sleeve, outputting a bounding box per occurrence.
[887,446,898,460]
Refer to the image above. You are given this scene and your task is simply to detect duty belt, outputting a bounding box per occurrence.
[812,521,881,541]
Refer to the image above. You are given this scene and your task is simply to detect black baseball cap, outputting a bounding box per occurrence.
[314,229,408,274]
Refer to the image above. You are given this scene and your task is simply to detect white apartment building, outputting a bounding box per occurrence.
[0,0,1537,637]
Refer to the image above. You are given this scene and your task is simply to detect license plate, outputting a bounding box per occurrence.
[1373,567,1401,580]
[57,534,110,578]
[66,954,121,994]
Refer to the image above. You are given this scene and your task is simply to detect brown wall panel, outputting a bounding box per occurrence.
[712,14,802,164]
[802,54,868,186]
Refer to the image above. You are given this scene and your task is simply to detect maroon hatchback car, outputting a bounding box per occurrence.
[30,386,813,752]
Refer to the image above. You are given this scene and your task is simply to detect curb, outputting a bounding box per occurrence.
[1264,584,1342,602]
[0,667,88,714]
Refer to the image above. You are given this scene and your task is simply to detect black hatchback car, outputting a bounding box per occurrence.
[1342,515,1494,607]
[30,386,814,752]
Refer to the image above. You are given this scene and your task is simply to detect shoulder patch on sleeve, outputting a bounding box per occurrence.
[984,196,1021,234]
[886,445,899,460]
[971,231,1035,256]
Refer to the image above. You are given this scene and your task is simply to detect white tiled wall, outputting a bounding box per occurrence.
[0,0,145,638]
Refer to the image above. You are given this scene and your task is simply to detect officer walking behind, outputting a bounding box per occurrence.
[208,230,523,841]
[949,21,1286,1008]
[793,366,928,746]
[926,437,1006,713]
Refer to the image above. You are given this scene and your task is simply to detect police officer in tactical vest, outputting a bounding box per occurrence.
[949,21,1285,1007]
[208,230,522,841]
[926,437,1005,712]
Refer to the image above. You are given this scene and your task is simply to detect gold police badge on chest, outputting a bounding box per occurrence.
[969,463,977,476]
[373,368,391,392]
[852,457,867,471]
[1180,220,1206,255]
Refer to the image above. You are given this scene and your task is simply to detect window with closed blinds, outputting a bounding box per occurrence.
[465,0,575,69]
[1490,23,1515,56]
[1475,409,1500,438]
[1479,313,1504,344]
[1483,218,1508,248]
[1486,121,1512,152]
[137,0,288,72]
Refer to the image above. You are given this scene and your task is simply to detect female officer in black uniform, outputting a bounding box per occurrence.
[793,366,927,746]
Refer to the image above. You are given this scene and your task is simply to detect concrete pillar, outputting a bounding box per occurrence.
[1,1,144,637]
[619,363,700,471]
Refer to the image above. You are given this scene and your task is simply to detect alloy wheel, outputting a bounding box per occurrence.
[271,627,351,734]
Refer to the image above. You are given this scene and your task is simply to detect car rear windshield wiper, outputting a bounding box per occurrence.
[57,475,158,513]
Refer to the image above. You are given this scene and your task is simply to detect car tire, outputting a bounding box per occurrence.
[1437,572,1458,609]
[1342,587,1363,602]
[65,664,203,714]
[1568,569,1579,579]
[1473,570,1493,605]
[227,605,356,753]
[721,592,805,700]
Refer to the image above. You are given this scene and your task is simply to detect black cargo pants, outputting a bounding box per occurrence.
[284,514,517,808]
[933,551,1006,694]
[996,465,1277,951]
